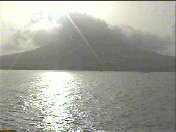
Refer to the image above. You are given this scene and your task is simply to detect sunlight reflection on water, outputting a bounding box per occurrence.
[40,71,75,95]
[25,71,94,131]
[1,71,175,131]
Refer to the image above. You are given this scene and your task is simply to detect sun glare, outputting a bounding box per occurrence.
[28,71,78,130]
[0,1,100,29]
[1,1,70,30]
[40,71,75,95]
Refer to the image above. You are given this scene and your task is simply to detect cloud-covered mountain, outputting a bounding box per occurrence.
[0,12,175,71]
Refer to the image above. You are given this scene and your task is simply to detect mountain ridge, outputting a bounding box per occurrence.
[0,12,175,71]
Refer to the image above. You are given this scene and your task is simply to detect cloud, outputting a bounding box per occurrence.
[169,23,175,37]
[1,12,175,56]
[32,29,59,47]
[111,24,175,56]
[130,32,174,56]
[0,16,63,55]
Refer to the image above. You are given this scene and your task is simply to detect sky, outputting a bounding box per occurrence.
[0,1,175,56]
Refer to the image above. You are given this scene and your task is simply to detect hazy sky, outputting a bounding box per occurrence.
[0,1,175,56]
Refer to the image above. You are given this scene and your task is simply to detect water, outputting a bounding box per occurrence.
[0,70,175,132]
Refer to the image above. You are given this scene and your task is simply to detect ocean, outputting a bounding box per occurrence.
[0,70,175,132]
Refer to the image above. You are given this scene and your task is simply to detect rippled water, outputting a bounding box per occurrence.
[0,70,175,131]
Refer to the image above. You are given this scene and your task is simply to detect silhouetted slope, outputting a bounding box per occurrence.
[0,12,175,71]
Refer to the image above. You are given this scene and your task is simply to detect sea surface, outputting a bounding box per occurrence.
[0,70,175,132]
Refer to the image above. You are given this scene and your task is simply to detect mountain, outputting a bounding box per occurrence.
[0,12,175,71]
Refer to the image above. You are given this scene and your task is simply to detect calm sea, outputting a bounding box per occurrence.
[0,70,175,132]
